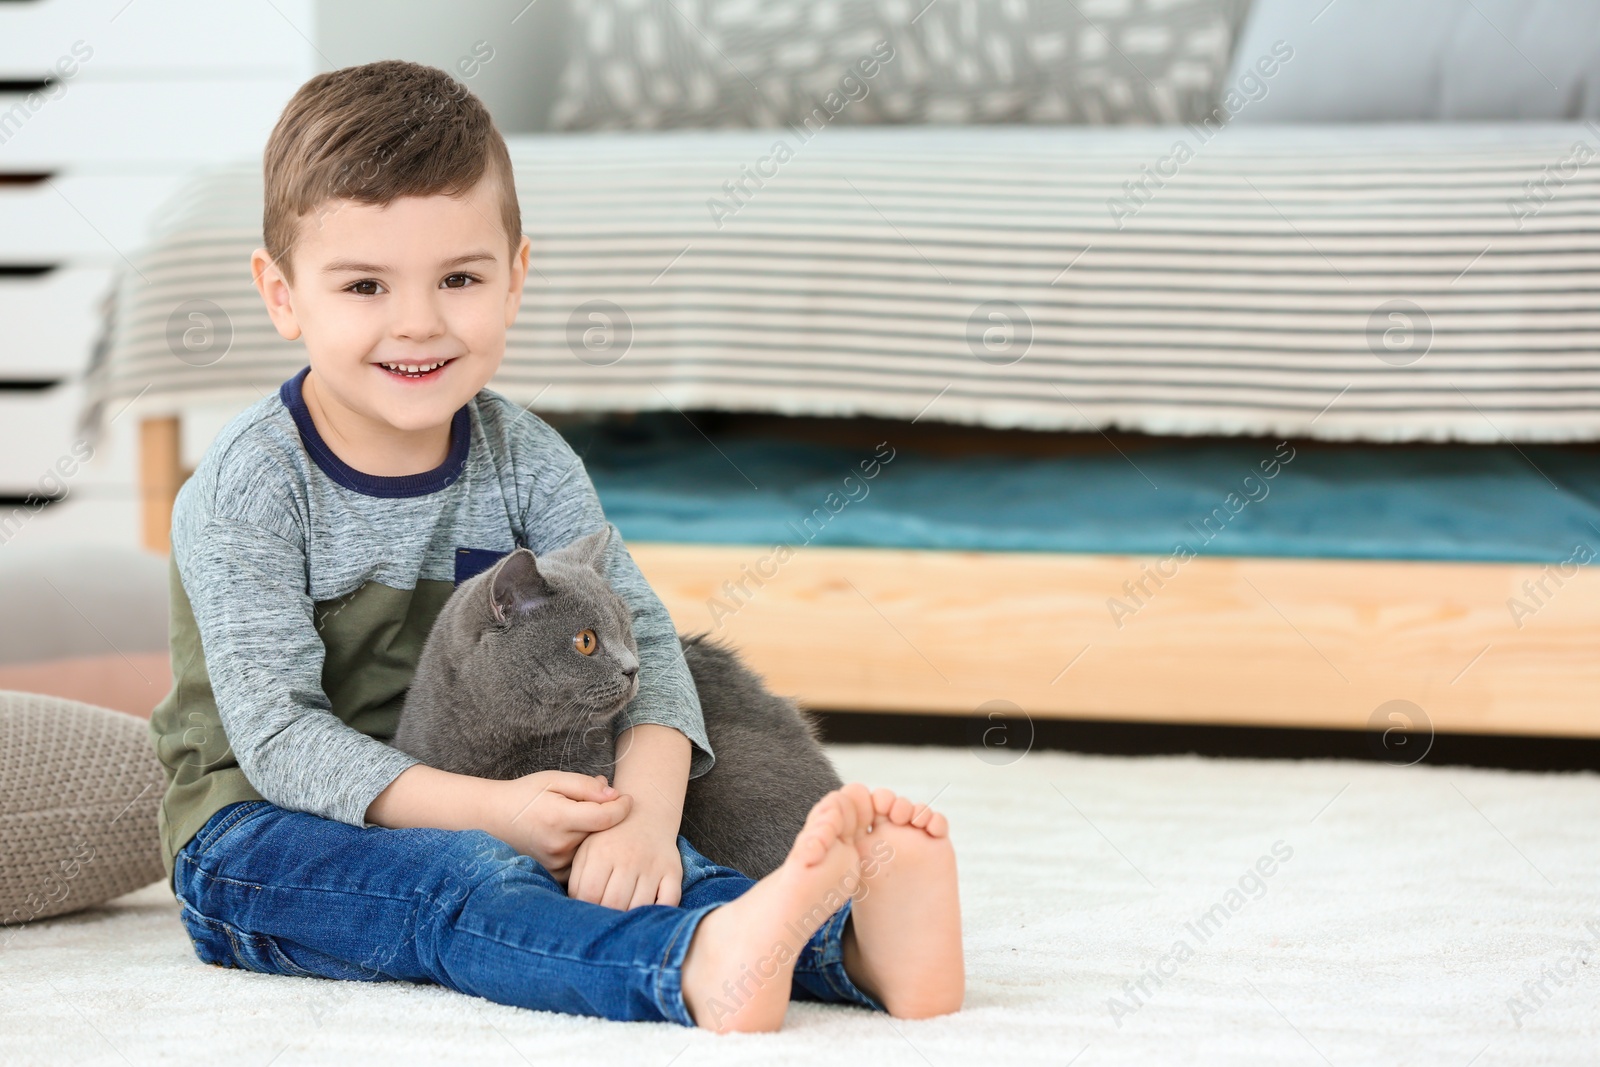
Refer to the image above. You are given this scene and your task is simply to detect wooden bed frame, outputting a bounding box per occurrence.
[139,415,1600,739]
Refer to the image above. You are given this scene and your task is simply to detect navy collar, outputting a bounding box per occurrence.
[279,365,470,498]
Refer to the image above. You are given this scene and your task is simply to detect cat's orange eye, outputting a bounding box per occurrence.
[573,628,597,656]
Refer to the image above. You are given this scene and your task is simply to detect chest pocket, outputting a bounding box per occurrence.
[455,546,513,588]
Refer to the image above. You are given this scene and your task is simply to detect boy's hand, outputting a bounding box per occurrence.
[565,722,694,909]
[567,803,683,909]
[479,771,632,884]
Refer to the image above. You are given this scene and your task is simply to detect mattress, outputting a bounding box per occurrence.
[569,413,1600,564]
[80,123,1600,446]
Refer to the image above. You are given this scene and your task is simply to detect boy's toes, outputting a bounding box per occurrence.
[907,804,950,836]
[793,828,829,868]
[794,798,845,867]
[823,790,858,842]
[805,793,845,836]
[865,789,950,838]
[839,783,874,838]
[871,786,897,818]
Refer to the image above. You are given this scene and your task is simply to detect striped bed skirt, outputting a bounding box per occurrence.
[80,121,1600,445]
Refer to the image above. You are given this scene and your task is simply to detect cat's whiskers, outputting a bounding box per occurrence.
[545,690,605,773]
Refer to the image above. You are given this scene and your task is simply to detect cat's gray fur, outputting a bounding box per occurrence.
[390,527,842,878]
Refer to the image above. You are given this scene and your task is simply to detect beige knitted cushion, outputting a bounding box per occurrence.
[0,690,165,927]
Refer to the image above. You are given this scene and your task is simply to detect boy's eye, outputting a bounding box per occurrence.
[573,629,597,656]
[341,274,478,296]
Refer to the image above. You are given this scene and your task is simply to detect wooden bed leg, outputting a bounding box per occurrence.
[139,416,185,555]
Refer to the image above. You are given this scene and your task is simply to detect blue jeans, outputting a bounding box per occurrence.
[172,800,884,1025]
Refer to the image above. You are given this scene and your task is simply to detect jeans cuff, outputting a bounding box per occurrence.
[652,901,721,1028]
[799,898,887,1012]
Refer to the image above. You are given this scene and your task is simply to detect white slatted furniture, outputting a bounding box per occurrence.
[0,0,312,534]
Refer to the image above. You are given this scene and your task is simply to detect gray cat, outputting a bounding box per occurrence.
[390,526,843,879]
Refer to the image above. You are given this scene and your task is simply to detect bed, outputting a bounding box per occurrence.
[79,117,1600,739]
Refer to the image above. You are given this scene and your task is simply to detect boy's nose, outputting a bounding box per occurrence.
[391,291,447,340]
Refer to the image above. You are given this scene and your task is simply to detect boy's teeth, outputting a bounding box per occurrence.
[382,360,446,373]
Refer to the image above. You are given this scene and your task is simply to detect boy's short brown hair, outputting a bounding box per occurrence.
[262,59,521,285]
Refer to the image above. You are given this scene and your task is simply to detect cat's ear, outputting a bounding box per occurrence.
[553,525,613,573]
[488,548,553,624]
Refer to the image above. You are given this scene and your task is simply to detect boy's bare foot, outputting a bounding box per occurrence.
[842,787,964,1018]
[680,784,875,1032]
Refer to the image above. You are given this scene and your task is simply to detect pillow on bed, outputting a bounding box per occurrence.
[549,0,1254,129]
[0,691,166,927]
[1226,0,1600,121]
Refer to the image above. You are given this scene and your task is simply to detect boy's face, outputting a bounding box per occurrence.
[250,173,531,436]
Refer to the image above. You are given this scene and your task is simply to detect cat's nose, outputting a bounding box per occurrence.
[621,665,638,680]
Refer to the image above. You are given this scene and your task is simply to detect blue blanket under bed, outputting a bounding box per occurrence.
[568,415,1600,564]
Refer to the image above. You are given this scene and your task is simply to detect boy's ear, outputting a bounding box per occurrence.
[488,547,553,624]
[505,232,532,328]
[251,247,302,342]
[551,525,612,573]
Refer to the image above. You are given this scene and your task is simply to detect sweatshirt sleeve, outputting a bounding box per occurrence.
[517,425,715,778]
[173,512,424,826]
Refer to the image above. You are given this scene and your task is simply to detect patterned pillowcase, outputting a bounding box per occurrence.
[549,0,1256,130]
[0,692,166,927]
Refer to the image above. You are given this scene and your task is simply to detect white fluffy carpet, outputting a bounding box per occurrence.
[3,744,1598,1066]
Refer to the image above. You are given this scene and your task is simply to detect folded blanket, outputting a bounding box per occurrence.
[81,123,1600,446]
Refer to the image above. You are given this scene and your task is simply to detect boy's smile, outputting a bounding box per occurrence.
[250,173,531,479]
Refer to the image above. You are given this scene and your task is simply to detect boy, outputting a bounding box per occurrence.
[148,59,963,1031]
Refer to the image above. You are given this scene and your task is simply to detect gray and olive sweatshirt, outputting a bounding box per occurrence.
[148,365,712,892]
